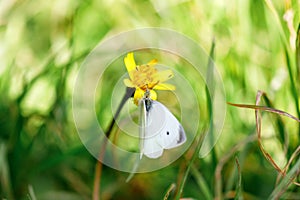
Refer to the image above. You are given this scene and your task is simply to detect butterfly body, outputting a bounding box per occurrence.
[139,97,186,159]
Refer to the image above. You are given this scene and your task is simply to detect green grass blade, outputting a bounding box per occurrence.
[284,49,300,135]
[234,157,243,200]
[268,157,300,199]
[264,0,300,136]
[296,23,300,80]
[199,38,217,162]
[191,164,213,200]
[174,132,205,200]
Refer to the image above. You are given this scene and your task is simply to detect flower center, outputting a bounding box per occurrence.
[131,64,159,90]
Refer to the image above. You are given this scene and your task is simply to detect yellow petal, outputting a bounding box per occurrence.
[153,83,176,90]
[155,69,174,82]
[123,79,135,87]
[124,52,136,73]
[149,90,157,100]
[147,59,158,66]
[133,88,145,105]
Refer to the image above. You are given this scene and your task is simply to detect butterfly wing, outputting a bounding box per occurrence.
[139,98,146,159]
[152,101,186,149]
[141,100,186,159]
[139,99,164,159]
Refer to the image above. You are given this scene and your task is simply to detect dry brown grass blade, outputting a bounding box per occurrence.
[255,91,283,173]
[214,134,257,200]
[227,103,300,123]
[228,90,300,189]
[282,145,300,186]
[93,139,109,200]
[163,183,176,200]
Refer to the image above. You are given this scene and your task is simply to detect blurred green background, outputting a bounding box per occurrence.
[1,0,300,199]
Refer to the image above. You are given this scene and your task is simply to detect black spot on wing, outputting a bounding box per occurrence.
[177,125,186,144]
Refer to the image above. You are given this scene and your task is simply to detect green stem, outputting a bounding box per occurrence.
[92,87,135,200]
[105,87,135,137]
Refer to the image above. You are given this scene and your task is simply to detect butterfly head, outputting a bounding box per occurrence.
[143,89,152,112]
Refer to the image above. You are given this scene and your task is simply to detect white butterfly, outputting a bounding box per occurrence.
[139,94,186,159]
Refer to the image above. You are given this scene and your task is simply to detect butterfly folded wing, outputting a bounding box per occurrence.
[154,102,186,149]
[141,99,164,159]
[143,137,164,158]
[140,99,186,159]
[139,99,146,159]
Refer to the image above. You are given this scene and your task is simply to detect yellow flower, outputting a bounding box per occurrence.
[123,52,175,105]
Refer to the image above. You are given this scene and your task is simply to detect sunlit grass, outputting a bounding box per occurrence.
[0,0,300,199]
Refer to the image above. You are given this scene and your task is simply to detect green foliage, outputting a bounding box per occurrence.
[0,0,300,199]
